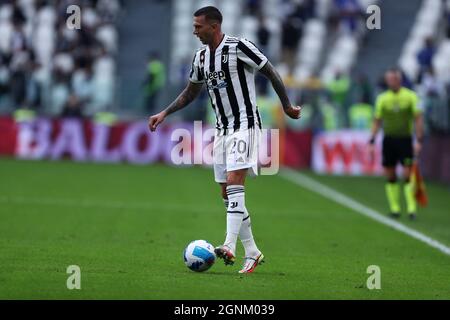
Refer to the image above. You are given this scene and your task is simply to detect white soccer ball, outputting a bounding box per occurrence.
[183,240,216,272]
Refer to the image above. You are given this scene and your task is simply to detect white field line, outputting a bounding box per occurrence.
[280,168,450,257]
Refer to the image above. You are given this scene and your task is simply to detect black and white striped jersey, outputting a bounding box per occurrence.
[189,34,268,135]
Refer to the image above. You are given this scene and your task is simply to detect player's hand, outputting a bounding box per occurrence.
[414,141,422,157]
[148,111,167,132]
[368,143,375,162]
[283,105,302,119]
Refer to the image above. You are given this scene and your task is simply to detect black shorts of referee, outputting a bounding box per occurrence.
[382,135,414,167]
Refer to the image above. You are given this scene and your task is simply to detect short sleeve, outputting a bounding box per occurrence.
[189,51,204,84]
[374,95,384,119]
[236,38,268,70]
[410,91,422,116]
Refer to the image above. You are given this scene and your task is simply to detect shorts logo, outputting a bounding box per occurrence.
[230,202,238,208]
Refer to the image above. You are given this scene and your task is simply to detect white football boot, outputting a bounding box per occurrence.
[238,253,265,274]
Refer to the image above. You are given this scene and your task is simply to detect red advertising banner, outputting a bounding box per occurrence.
[312,130,383,175]
[420,135,450,184]
[281,128,313,168]
[0,117,313,170]
[5,118,204,164]
[0,117,17,155]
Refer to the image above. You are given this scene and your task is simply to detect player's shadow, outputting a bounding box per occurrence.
[206,271,286,277]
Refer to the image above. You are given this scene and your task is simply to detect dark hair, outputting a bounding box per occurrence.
[194,6,223,24]
[385,67,402,74]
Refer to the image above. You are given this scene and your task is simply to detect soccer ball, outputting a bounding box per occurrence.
[183,240,216,272]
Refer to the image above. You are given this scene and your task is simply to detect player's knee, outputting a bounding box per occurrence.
[226,169,247,186]
[220,183,227,199]
[387,176,397,183]
[384,169,397,183]
[403,169,412,183]
[226,175,244,186]
[403,173,411,183]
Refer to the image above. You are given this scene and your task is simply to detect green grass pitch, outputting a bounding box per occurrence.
[0,158,449,299]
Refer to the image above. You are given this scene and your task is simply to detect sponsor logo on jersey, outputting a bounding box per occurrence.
[206,70,226,81]
[206,70,227,90]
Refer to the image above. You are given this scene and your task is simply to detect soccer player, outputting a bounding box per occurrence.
[148,6,301,273]
[369,68,424,220]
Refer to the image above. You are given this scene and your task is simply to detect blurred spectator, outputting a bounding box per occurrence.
[256,94,279,129]
[246,0,261,17]
[446,0,450,38]
[326,71,350,107]
[72,61,94,106]
[291,0,316,21]
[11,1,26,29]
[49,68,70,115]
[9,50,29,107]
[143,52,166,113]
[400,70,414,90]
[326,71,351,126]
[417,37,436,77]
[0,0,121,115]
[332,0,362,35]
[348,99,373,130]
[281,15,303,73]
[416,67,448,134]
[0,54,12,109]
[96,0,121,22]
[90,47,115,114]
[24,51,42,109]
[255,16,270,96]
[10,19,27,54]
[318,96,339,131]
[418,67,447,99]
[61,94,83,118]
[351,73,373,105]
[256,15,270,55]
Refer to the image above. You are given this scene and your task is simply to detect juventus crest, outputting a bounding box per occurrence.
[222,52,228,64]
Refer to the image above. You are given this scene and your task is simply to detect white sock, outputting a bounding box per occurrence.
[222,198,260,258]
[223,199,261,257]
[224,185,245,255]
[240,207,260,258]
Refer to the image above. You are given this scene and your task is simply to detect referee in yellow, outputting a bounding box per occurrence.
[369,68,424,220]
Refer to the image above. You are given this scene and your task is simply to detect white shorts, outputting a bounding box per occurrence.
[213,127,261,183]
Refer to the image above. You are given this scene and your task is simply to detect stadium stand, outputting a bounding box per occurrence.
[0,0,448,134]
[399,0,450,133]
[0,0,121,117]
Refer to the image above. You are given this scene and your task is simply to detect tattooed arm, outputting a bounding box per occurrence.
[259,61,301,119]
[148,81,203,132]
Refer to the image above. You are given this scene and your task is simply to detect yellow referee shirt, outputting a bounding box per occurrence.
[374,87,421,137]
